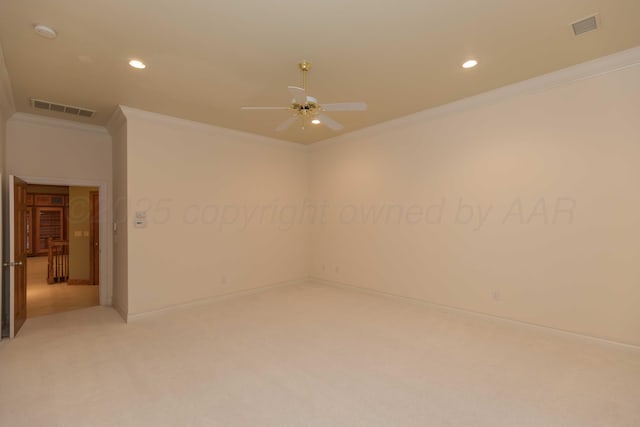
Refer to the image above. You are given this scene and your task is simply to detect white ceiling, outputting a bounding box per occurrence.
[0,0,639,144]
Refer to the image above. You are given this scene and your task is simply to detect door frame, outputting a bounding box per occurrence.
[89,190,99,286]
[15,176,110,310]
[10,176,28,337]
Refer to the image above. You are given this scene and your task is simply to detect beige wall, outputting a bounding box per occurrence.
[309,64,640,346]
[121,107,309,316]
[6,115,111,182]
[6,114,113,304]
[68,186,98,281]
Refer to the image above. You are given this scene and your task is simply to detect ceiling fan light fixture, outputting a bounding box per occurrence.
[462,59,478,69]
[311,119,321,125]
[34,24,57,39]
[128,59,146,69]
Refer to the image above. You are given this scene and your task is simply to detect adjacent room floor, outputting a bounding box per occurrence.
[1,283,639,426]
[26,256,99,318]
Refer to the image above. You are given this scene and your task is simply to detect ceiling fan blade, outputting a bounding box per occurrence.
[288,86,307,104]
[275,116,298,132]
[321,102,368,112]
[317,114,343,131]
[241,106,290,110]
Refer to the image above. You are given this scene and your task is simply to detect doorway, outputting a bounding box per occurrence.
[25,185,100,318]
[3,175,109,338]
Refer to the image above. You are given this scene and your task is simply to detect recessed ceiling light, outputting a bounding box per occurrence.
[311,119,321,125]
[128,59,146,69]
[34,24,57,39]
[462,59,478,69]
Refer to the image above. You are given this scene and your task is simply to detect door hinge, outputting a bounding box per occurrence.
[3,261,23,267]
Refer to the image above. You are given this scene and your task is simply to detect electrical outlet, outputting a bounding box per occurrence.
[492,291,501,301]
[221,275,227,285]
[335,266,340,273]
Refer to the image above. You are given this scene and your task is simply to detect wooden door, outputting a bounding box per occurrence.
[11,177,28,336]
[89,191,99,286]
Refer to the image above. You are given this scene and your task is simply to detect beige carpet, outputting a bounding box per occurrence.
[1,282,639,426]
[27,256,99,318]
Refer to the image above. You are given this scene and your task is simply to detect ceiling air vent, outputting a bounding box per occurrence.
[30,98,96,118]
[572,15,598,36]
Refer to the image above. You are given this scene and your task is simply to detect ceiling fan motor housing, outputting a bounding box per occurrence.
[292,96,319,116]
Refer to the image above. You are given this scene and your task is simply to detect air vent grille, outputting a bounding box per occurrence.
[30,98,96,118]
[572,15,598,36]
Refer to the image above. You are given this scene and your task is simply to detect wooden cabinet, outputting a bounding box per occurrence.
[26,192,69,256]
[26,207,33,255]
[34,207,65,255]
[34,194,66,207]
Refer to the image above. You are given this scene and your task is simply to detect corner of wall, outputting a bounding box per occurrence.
[305,49,640,347]
[106,105,127,137]
[110,106,128,318]
[118,105,309,315]
[0,42,16,121]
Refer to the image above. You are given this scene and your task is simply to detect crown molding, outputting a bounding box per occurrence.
[119,105,308,153]
[106,105,127,136]
[309,46,640,152]
[9,112,109,135]
[0,42,16,119]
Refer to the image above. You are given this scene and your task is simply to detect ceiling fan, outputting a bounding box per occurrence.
[241,61,367,131]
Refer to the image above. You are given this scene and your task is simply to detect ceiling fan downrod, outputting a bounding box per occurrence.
[299,61,311,91]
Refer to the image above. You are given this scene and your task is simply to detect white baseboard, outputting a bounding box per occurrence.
[117,275,640,352]
[126,277,308,322]
[112,302,128,323]
[310,277,640,353]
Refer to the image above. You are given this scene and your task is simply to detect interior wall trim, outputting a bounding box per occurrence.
[126,277,309,322]
[0,43,16,118]
[9,112,109,135]
[308,46,640,152]
[311,277,640,352]
[119,105,308,153]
